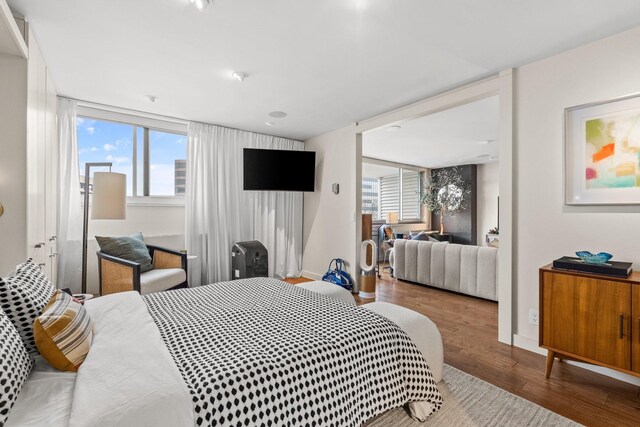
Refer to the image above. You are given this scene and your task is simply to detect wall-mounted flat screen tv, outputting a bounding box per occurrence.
[243,148,316,192]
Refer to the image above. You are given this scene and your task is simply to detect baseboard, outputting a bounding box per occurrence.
[512,333,640,386]
[512,334,546,356]
[301,270,322,280]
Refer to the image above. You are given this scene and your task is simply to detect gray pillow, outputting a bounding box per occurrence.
[95,233,152,272]
[410,231,428,241]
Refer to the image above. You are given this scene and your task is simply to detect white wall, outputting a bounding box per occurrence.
[302,125,359,280]
[299,26,640,384]
[85,204,185,295]
[477,162,499,245]
[0,53,28,275]
[514,26,640,343]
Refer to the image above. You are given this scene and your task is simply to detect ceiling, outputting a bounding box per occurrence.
[10,0,640,141]
[362,162,401,179]
[363,96,499,168]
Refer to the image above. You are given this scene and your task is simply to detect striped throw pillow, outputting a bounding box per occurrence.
[34,291,93,372]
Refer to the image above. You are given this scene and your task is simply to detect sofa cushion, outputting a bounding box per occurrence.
[416,242,433,284]
[429,242,448,288]
[477,248,498,300]
[96,233,153,273]
[443,244,462,293]
[459,246,480,296]
[404,240,419,283]
[140,268,186,295]
[393,240,405,277]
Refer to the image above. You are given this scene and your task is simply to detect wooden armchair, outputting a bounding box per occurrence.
[97,245,188,296]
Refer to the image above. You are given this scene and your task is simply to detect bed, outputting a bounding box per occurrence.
[7,278,443,427]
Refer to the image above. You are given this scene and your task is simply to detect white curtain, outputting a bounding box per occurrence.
[186,122,303,286]
[57,98,83,292]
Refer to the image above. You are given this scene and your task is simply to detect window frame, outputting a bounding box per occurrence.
[76,105,188,206]
[362,159,425,224]
[399,168,421,222]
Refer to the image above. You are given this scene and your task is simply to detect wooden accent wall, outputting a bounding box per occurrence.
[362,214,372,265]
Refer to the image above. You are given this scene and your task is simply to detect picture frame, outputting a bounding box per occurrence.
[565,93,640,205]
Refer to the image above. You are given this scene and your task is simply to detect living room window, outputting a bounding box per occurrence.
[362,177,380,219]
[76,109,187,203]
[362,165,421,222]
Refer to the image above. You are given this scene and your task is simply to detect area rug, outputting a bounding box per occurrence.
[368,365,582,426]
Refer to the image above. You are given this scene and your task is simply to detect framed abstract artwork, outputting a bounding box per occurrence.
[565,93,640,205]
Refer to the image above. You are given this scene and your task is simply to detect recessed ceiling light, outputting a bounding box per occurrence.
[268,111,287,119]
[386,125,402,132]
[188,0,211,11]
[478,139,493,144]
[231,71,247,82]
[265,121,275,126]
[145,95,158,103]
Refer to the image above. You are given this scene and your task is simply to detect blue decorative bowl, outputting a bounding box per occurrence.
[575,251,613,265]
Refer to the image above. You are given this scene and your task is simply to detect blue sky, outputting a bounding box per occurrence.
[77,117,186,196]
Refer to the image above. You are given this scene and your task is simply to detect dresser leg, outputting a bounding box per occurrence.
[545,350,555,378]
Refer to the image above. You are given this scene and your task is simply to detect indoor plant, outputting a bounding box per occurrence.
[420,167,471,234]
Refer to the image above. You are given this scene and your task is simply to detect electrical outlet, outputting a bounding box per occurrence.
[529,309,539,325]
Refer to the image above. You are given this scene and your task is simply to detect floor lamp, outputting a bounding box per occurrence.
[82,162,126,294]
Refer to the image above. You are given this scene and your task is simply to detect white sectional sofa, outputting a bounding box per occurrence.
[392,239,498,301]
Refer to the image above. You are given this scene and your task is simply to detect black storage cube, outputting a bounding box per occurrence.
[231,241,268,279]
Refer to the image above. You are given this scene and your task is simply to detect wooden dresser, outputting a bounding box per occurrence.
[539,264,640,378]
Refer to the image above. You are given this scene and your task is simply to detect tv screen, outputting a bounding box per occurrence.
[243,148,316,192]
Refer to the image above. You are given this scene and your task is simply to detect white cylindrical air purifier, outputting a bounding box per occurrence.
[360,240,377,299]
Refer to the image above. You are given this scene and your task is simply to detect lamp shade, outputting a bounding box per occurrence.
[91,172,126,220]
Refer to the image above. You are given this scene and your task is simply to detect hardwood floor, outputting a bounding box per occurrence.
[354,272,640,427]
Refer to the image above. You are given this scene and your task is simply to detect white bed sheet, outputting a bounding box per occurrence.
[6,356,76,427]
[68,291,193,427]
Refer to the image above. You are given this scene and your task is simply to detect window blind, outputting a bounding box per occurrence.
[401,169,420,220]
[379,173,399,221]
[362,177,380,219]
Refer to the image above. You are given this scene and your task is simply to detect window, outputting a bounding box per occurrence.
[362,164,422,222]
[148,129,188,196]
[362,177,379,219]
[77,115,187,199]
[401,169,420,220]
[379,173,400,221]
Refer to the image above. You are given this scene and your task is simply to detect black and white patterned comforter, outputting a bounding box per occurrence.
[143,278,442,427]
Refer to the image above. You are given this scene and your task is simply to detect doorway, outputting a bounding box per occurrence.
[354,73,513,344]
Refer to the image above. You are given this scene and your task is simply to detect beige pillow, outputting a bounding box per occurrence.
[34,291,93,372]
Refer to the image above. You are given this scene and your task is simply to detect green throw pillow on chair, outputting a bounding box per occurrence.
[95,232,153,272]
